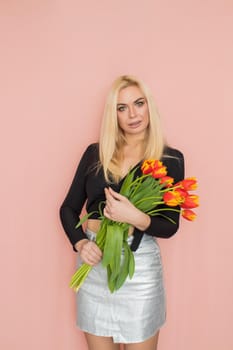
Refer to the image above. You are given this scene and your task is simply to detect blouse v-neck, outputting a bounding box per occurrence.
[118,160,143,184]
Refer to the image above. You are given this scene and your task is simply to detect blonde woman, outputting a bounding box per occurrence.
[60,75,184,350]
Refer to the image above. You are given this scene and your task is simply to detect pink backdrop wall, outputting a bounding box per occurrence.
[1,1,232,349]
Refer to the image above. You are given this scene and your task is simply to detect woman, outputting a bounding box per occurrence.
[60,75,184,350]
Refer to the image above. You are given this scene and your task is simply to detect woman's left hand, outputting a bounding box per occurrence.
[103,187,150,231]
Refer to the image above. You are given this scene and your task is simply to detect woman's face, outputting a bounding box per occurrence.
[116,85,149,138]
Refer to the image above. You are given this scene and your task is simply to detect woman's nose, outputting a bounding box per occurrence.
[128,105,136,117]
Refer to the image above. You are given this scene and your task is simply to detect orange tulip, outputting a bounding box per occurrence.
[181,194,199,209]
[141,159,165,172]
[175,188,188,199]
[159,176,174,187]
[163,191,183,206]
[182,209,197,221]
[152,166,167,178]
[154,160,163,168]
[141,159,167,178]
[176,177,197,191]
[141,159,157,174]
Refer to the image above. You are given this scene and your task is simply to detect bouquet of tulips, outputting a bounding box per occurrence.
[70,159,199,293]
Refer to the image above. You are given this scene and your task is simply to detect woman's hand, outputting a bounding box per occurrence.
[76,239,102,266]
[104,187,151,231]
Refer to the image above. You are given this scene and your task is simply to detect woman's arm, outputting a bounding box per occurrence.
[142,148,185,238]
[59,144,94,251]
[103,148,185,239]
[104,187,151,229]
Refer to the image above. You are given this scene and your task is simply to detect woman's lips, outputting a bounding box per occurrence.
[128,121,141,128]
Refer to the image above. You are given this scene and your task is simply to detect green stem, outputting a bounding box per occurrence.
[160,184,182,193]
[127,174,150,189]
[147,207,181,215]
[133,196,162,206]
[148,212,177,224]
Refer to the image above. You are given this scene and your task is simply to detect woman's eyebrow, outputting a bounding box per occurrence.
[117,97,145,106]
[134,97,145,103]
[117,103,127,106]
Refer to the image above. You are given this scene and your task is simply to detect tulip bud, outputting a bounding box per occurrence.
[141,159,156,175]
[176,177,197,191]
[163,191,183,206]
[181,195,199,209]
[182,209,197,221]
[159,176,174,187]
[152,166,167,178]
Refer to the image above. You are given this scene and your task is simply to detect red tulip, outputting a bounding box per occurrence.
[163,191,183,206]
[176,177,197,191]
[141,159,157,174]
[159,176,174,187]
[182,209,197,221]
[152,166,167,178]
[181,194,199,209]
[175,188,188,199]
[141,159,167,177]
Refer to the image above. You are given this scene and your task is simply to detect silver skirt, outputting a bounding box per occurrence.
[76,229,166,343]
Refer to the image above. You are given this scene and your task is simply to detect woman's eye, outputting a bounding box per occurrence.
[117,106,126,112]
[136,101,144,107]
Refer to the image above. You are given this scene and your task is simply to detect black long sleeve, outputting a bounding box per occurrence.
[60,143,184,252]
[59,145,94,250]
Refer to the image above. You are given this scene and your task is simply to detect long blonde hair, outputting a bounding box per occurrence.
[99,75,165,182]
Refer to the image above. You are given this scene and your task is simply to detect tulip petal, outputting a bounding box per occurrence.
[181,194,199,209]
[182,209,197,221]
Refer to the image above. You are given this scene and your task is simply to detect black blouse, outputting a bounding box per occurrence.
[60,143,184,251]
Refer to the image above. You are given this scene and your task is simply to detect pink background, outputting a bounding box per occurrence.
[1,1,232,349]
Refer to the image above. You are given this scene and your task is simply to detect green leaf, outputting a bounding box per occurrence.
[107,265,115,293]
[128,249,135,279]
[109,225,123,282]
[115,241,130,290]
[134,197,163,212]
[98,201,106,217]
[129,177,160,204]
[75,211,98,229]
[96,219,108,248]
[102,224,115,267]
[120,167,139,198]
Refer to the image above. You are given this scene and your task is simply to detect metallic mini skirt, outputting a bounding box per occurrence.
[76,229,166,344]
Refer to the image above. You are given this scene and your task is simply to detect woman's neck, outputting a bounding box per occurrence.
[118,141,145,177]
[124,133,145,147]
